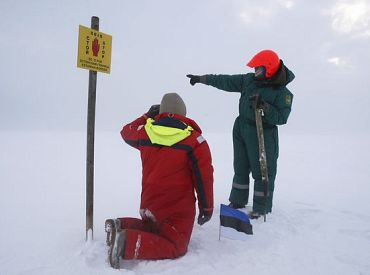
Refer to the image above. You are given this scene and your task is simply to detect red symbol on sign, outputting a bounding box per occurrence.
[92,38,100,56]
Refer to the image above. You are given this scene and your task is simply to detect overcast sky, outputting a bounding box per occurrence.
[1,0,369,134]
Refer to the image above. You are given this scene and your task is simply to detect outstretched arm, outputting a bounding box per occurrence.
[187,74,248,93]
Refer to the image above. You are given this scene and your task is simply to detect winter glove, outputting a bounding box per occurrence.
[186,74,201,86]
[249,94,267,110]
[197,210,212,226]
[146,104,160,118]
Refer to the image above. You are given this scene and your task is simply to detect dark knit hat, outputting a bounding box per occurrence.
[159,93,187,116]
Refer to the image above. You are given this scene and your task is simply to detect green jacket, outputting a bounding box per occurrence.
[205,62,295,127]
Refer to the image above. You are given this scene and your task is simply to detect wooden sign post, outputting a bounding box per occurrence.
[77,16,112,241]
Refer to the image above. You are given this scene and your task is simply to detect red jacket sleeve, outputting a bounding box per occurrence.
[120,115,147,149]
[191,135,214,216]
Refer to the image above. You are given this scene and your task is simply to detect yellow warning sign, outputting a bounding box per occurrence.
[77,25,112,74]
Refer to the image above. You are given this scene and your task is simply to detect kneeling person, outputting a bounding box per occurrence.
[106,93,214,269]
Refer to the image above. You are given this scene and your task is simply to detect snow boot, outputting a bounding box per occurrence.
[108,219,126,269]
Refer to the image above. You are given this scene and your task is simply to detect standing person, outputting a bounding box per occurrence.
[187,49,294,219]
[105,93,214,269]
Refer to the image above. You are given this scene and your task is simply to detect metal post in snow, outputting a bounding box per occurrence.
[86,16,99,241]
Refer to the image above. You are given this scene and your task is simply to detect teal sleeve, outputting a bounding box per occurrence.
[205,74,246,93]
[263,90,293,125]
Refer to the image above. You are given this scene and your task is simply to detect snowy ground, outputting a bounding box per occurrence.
[1,130,370,275]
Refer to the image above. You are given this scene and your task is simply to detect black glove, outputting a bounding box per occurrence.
[197,210,212,225]
[249,94,266,110]
[146,104,160,118]
[186,74,201,86]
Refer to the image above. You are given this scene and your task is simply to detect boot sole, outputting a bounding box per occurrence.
[110,230,125,269]
[108,229,117,268]
[105,219,116,246]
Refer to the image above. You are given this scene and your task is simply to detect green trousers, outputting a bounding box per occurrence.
[229,116,279,213]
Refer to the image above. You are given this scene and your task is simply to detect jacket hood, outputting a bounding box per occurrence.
[259,60,295,87]
[144,113,202,146]
[155,113,202,134]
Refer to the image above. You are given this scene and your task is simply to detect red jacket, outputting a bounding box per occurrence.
[121,113,214,224]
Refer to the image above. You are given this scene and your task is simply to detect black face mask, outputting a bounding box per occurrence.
[254,66,266,80]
